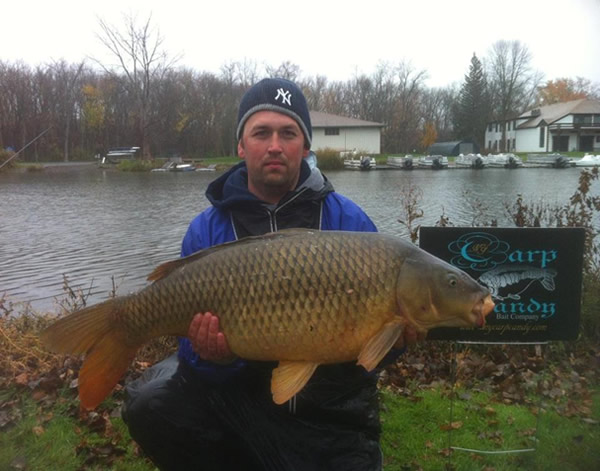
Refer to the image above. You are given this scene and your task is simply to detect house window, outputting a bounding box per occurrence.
[512,138,516,150]
[574,114,593,125]
[488,123,492,132]
[495,123,498,132]
[508,121,511,131]
[514,120,517,129]
[539,127,545,147]
[488,140,491,149]
[325,128,340,136]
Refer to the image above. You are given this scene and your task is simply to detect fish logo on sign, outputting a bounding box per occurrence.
[275,88,292,106]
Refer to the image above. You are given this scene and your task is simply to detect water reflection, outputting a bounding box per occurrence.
[0,165,592,311]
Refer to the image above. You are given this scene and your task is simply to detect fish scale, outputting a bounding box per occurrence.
[41,229,494,409]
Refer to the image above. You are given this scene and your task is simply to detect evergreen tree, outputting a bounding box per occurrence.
[455,53,490,149]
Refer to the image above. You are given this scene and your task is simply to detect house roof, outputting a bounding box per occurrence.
[309,111,384,128]
[427,140,480,156]
[517,98,600,129]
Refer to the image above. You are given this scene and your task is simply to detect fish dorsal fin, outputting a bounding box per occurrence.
[357,320,405,371]
[147,229,317,282]
[271,360,319,405]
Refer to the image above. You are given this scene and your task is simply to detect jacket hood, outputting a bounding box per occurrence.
[205,160,333,210]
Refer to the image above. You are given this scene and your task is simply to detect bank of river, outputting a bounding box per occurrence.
[0,164,595,311]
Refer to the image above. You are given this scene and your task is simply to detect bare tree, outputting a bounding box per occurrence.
[50,60,86,161]
[0,62,37,160]
[300,75,329,111]
[421,85,459,143]
[265,61,301,81]
[485,40,543,150]
[387,62,428,152]
[94,13,178,159]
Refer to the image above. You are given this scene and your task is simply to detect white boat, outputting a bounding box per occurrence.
[344,156,376,170]
[151,161,197,172]
[196,164,217,172]
[417,155,448,169]
[526,153,572,168]
[574,154,600,167]
[386,155,414,169]
[455,153,485,169]
[483,153,523,169]
[97,146,140,167]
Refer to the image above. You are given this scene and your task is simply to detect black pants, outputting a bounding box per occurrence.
[122,356,382,471]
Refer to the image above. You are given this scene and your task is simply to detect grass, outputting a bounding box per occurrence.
[2,381,597,471]
[380,387,600,471]
[0,386,155,471]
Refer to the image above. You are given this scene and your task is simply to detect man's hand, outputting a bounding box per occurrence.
[188,312,236,364]
[394,324,426,349]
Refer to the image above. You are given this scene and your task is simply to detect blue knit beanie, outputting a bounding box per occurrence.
[236,78,312,147]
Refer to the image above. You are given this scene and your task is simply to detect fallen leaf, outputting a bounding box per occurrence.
[438,447,453,457]
[9,455,27,470]
[440,421,463,431]
[14,373,28,386]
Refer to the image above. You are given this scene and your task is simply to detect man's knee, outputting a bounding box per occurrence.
[122,377,169,438]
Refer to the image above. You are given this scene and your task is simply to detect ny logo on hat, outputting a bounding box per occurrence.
[274,88,292,106]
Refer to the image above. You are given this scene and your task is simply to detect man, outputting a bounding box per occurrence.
[123,78,415,470]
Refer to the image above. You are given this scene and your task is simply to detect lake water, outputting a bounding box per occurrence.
[0,163,594,311]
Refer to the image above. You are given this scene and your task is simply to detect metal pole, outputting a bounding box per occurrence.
[0,127,52,170]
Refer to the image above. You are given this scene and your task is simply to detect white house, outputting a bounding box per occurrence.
[484,99,600,153]
[309,111,384,154]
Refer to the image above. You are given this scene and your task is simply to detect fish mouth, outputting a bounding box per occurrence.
[471,294,495,327]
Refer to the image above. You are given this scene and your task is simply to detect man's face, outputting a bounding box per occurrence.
[238,111,309,204]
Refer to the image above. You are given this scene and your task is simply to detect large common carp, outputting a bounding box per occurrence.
[41,229,494,409]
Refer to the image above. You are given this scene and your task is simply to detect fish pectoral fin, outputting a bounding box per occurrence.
[357,320,405,371]
[271,361,319,405]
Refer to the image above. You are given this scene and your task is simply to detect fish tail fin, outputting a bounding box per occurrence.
[541,271,556,291]
[40,297,139,410]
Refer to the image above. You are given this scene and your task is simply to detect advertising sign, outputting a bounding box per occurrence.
[420,227,585,342]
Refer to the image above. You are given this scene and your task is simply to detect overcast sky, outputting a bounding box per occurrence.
[3,0,599,88]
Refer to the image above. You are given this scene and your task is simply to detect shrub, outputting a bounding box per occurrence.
[117,159,160,172]
[0,148,15,170]
[314,147,344,170]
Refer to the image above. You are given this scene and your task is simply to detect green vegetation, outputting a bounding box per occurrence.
[315,147,345,170]
[380,388,600,471]
[116,160,162,172]
[1,369,597,470]
[0,386,155,471]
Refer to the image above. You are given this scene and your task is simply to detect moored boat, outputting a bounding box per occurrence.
[455,153,485,169]
[151,160,197,172]
[97,146,140,167]
[573,154,600,167]
[417,155,448,170]
[386,155,414,170]
[344,156,377,170]
[526,153,573,168]
[483,153,523,169]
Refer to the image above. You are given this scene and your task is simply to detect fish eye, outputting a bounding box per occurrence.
[447,274,458,288]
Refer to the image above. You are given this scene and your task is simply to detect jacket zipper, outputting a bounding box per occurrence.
[270,188,309,232]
